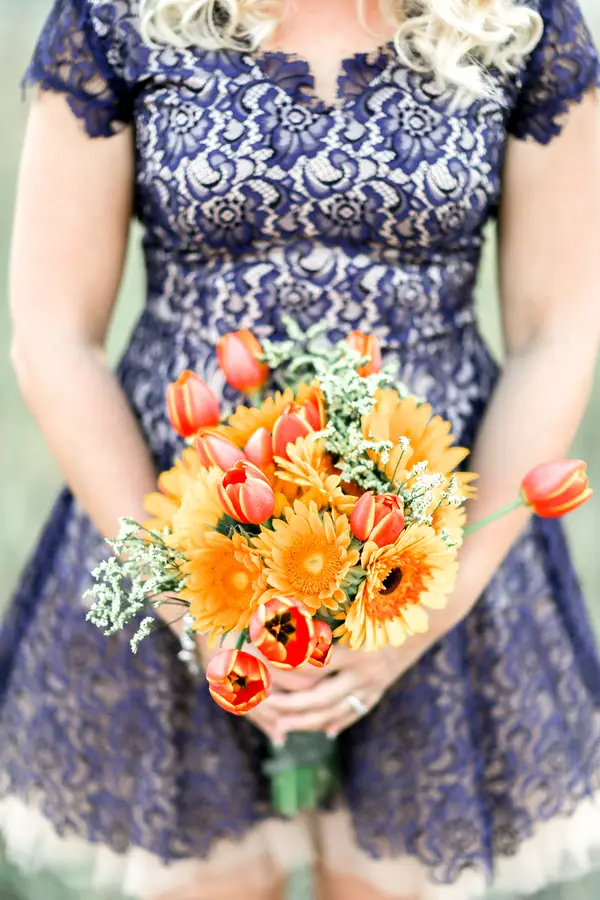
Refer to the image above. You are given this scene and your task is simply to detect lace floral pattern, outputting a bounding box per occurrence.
[3,0,600,892]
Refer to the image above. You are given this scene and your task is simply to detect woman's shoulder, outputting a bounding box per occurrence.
[86,0,141,41]
[507,0,599,143]
[83,0,147,79]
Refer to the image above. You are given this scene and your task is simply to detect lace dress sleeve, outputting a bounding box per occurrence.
[509,0,600,143]
[23,0,132,138]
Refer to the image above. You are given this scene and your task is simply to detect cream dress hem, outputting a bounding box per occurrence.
[2,793,600,899]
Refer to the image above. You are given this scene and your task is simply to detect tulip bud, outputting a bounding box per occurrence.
[244,427,274,468]
[217,330,269,393]
[249,597,315,669]
[196,431,247,470]
[521,460,593,519]
[272,405,313,461]
[350,491,405,547]
[166,371,220,438]
[206,649,272,716]
[308,620,333,668]
[345,331,382,377]
[302,387,326,431]
[218,460,275,525]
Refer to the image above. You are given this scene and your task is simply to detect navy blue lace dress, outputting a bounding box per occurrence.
[2,1,600,897]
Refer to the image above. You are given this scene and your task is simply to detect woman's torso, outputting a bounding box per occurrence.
[97,0,533,463]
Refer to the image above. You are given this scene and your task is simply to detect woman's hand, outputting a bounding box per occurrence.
[265,640,428,738]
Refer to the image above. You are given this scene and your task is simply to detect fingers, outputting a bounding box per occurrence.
[323,693,380,738]
[270,673,375,733]
[267,671,357,715]
[246,694,287,744]
[267,666,327,692]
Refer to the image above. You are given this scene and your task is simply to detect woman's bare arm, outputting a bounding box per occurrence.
[10,93,182,630]
[450,90,600,612]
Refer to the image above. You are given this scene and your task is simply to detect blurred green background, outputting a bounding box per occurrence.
[1,2,600,899]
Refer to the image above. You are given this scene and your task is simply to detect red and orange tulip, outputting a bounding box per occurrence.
[345,331,382,377]
[166,371,220,438]
[196,431,247,470]
[244,427,274,468]
[308,619,334,668]
[350,491,405,547]
[206,649,271,716]
[217,329,269,393]
[249,597,315,669]
[272,404,314,460]
[218,460,275,524]
[521,460,593,519]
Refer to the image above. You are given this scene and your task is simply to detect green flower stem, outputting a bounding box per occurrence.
[247,388,264,407]
[235,630,248,651]
[463,497,525,537]
[390,447,407,488]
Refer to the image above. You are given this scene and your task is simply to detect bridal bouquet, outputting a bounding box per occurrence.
[87,319,592,815]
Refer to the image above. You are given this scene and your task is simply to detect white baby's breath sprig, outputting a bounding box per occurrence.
[85,517,188,652]
[440,528,459,549]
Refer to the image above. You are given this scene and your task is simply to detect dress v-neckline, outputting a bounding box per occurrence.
[244,41,396,113]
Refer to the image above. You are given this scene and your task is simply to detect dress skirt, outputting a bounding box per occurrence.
[1,321,600,900]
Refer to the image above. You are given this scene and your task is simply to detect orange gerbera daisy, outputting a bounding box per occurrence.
[252,501,360,613]
[217,390,296,447]
[274,436,357,515]
[143,447,206,532]
[181,532,265,640]
[364,391,471,484]
[168,466,225,552]
[336,525,457,651]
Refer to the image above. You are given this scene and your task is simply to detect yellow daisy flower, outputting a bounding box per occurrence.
[252,500,360,613]
[181,532,265,639]
[364,391,471,484]
[274,435,357,515]
[168,465,224,551]
[143,447,206,533]
[337,524,458,651]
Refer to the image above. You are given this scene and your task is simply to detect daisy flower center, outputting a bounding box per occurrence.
[230,571,250,592]
[285,536,342,593]
[374,556,431,617]
[303,553,325,575]
[381,567,403,595]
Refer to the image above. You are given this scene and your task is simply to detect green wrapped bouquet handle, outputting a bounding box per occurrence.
[263,731,340,817]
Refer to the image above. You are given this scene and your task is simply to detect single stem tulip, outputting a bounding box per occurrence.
[345,331,382,377]
[464,459,593,537]
[218,460,275,524]
[308,620,334,668]
[249,597,315,669]
[521,460,593,518]
[196,431,247,470]
[166,371,220,438]
[206,649,271,716]
[350,491,405,547]
[245,427,274,468]
[217,330,269,394]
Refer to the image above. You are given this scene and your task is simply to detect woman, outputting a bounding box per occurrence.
[2,0,600,897]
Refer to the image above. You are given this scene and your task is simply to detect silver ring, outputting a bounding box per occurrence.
[347,694,368,717]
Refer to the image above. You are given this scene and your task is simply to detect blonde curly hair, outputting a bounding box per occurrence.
[139,0,542,96]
